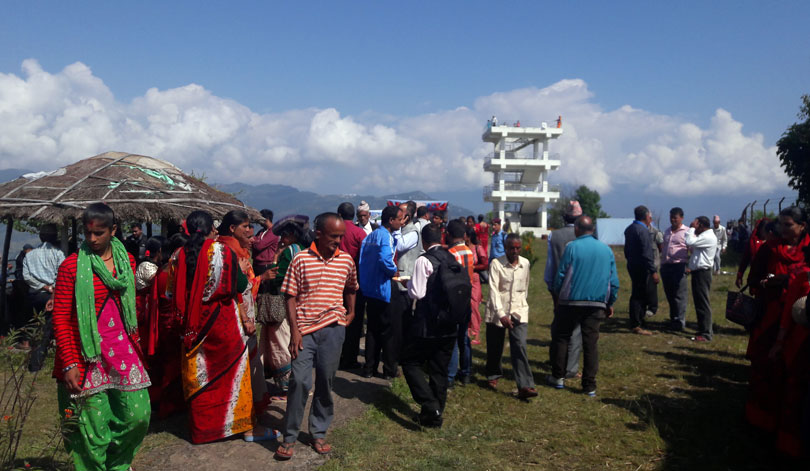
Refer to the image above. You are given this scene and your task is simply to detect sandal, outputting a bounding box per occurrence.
[311,438,332,455]
[274,442,295,460]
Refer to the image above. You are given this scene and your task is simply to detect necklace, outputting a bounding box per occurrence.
[102,253,113,261]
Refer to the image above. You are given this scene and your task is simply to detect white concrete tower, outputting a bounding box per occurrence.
[482,118,562,236]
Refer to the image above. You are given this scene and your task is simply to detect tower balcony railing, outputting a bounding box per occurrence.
[483,152,560,169]
[484,183,561,198]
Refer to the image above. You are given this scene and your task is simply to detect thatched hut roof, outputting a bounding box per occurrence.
[0,151,260,223]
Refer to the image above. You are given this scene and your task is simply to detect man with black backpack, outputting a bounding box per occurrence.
[402,224,471,428]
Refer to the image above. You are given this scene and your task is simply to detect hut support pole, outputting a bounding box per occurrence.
[60,224,69,254]
[147,223,153,238]
[161,219,169,237]
[0,217,13,329]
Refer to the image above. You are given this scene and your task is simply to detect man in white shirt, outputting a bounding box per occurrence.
[685,216,718,342]
[484,233,537,399]
[712,215,728,275]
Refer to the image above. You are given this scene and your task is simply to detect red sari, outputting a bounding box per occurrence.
[775,266,810,456]
[139,267,185,418]
[745,233,810,431]
[173,239,254,444]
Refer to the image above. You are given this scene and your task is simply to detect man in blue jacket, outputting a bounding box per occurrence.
[548,216,619,397]
[359,205,404,379]
[623,205,658,335]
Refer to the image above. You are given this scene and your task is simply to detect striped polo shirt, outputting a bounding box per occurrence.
[281,242,359,335]
[448,242,475,281]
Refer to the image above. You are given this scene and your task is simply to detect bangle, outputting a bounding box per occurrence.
[62,363,78,373]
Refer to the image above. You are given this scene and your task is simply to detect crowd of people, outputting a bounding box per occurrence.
[8,194,810,468]
[618,203,810,458]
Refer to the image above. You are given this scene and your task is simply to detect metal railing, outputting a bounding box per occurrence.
[484,183,562,195]
[483,152,560,169]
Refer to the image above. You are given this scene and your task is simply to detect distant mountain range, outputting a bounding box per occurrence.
[215,183,479,221]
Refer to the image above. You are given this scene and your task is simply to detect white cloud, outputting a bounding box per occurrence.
[0,60,786,197]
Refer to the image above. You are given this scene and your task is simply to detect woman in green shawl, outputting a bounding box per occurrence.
[53,203,151,471]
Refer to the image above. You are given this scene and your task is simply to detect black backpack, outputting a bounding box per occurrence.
[423,249,472,326]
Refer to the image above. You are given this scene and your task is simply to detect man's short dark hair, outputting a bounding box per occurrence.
[417,206,428,218]
[780,206,807,225]
[670,207,684,218]
[634,205,650,221]
[421,224,442,246]
[260,209,274,223]
[446,220,466,239]
[575,216,595,233]
[82,202,116,229]
[39,223,59,244]
[337,202,355,221]
[314,212,341,232]
[478,214,484,222]
[563,212,578,224]
[130,222,142,230]
[404,201,417,221]
[381,205,401,228]
[696,216,711,229]
[505,233,521,246]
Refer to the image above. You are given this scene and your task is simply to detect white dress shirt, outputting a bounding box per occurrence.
[684,227,718,271]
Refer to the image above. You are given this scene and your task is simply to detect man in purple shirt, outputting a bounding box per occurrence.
[660,207,689,331]
[337,202,369,370]
[252,209,280,275]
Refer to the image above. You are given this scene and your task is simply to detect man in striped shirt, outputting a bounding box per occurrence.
[277,213,358,460]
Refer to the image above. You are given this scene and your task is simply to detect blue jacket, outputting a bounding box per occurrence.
[358,227,397,302]
[489,231,506,260]
[553,234,619,308]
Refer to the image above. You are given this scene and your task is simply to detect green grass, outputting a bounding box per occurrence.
[4,241,793,470]
[322,241,781,471]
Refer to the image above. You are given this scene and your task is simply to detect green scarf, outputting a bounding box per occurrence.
[75,236,137,362]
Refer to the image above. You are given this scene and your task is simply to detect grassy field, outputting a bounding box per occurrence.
[321,240,792,471]
[4,239,801,470]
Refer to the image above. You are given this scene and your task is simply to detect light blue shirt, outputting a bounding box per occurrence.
[22,242,65,291]
[489,230,505,260]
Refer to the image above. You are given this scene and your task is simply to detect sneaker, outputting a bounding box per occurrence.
[691,335,710,342]
[545,375,564,389]
[459,375,472,386]
[415,409,443,428]
[585,390,596,397]
[446,379,455,390]
[645,310,655,318]
[486,379,498,390]
[631,327,653,336]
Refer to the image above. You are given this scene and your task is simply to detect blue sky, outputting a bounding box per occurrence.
[1,1,807,218]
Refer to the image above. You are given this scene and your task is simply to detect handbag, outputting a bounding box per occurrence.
[256,292,287,324]
[725,284,759,327]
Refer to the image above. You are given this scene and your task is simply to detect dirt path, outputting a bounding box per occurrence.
[135,370,388,470]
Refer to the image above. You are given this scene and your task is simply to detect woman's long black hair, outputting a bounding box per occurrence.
[183,210,214,288]
[217,210,250,237]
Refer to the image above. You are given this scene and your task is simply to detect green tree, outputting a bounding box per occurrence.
[777,94,810,204]
[574,185,609,219]
[548,185,609,229]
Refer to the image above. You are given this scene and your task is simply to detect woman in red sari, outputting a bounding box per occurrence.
[216,210,275,415]
[769,246,810,457]
[466,227,487,345]
[139,235,187,418]
[173,210,274,443]
[746,207,810,432]
[736,218,770,289]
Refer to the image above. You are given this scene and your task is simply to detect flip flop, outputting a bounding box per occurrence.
[274,442,295,460]
[311,438,332,455]
[243,428,280,442]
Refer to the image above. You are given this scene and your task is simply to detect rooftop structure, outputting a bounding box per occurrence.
[482,117,562,236]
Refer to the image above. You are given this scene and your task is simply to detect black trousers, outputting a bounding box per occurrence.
[645,271,659,314]
[364,290,406,377]
[341,289,367,367]
[550,305,604,392]
[27,290,53,372]
[401,335,455,414]
[628,265,652,328]
[691,269,713,340]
